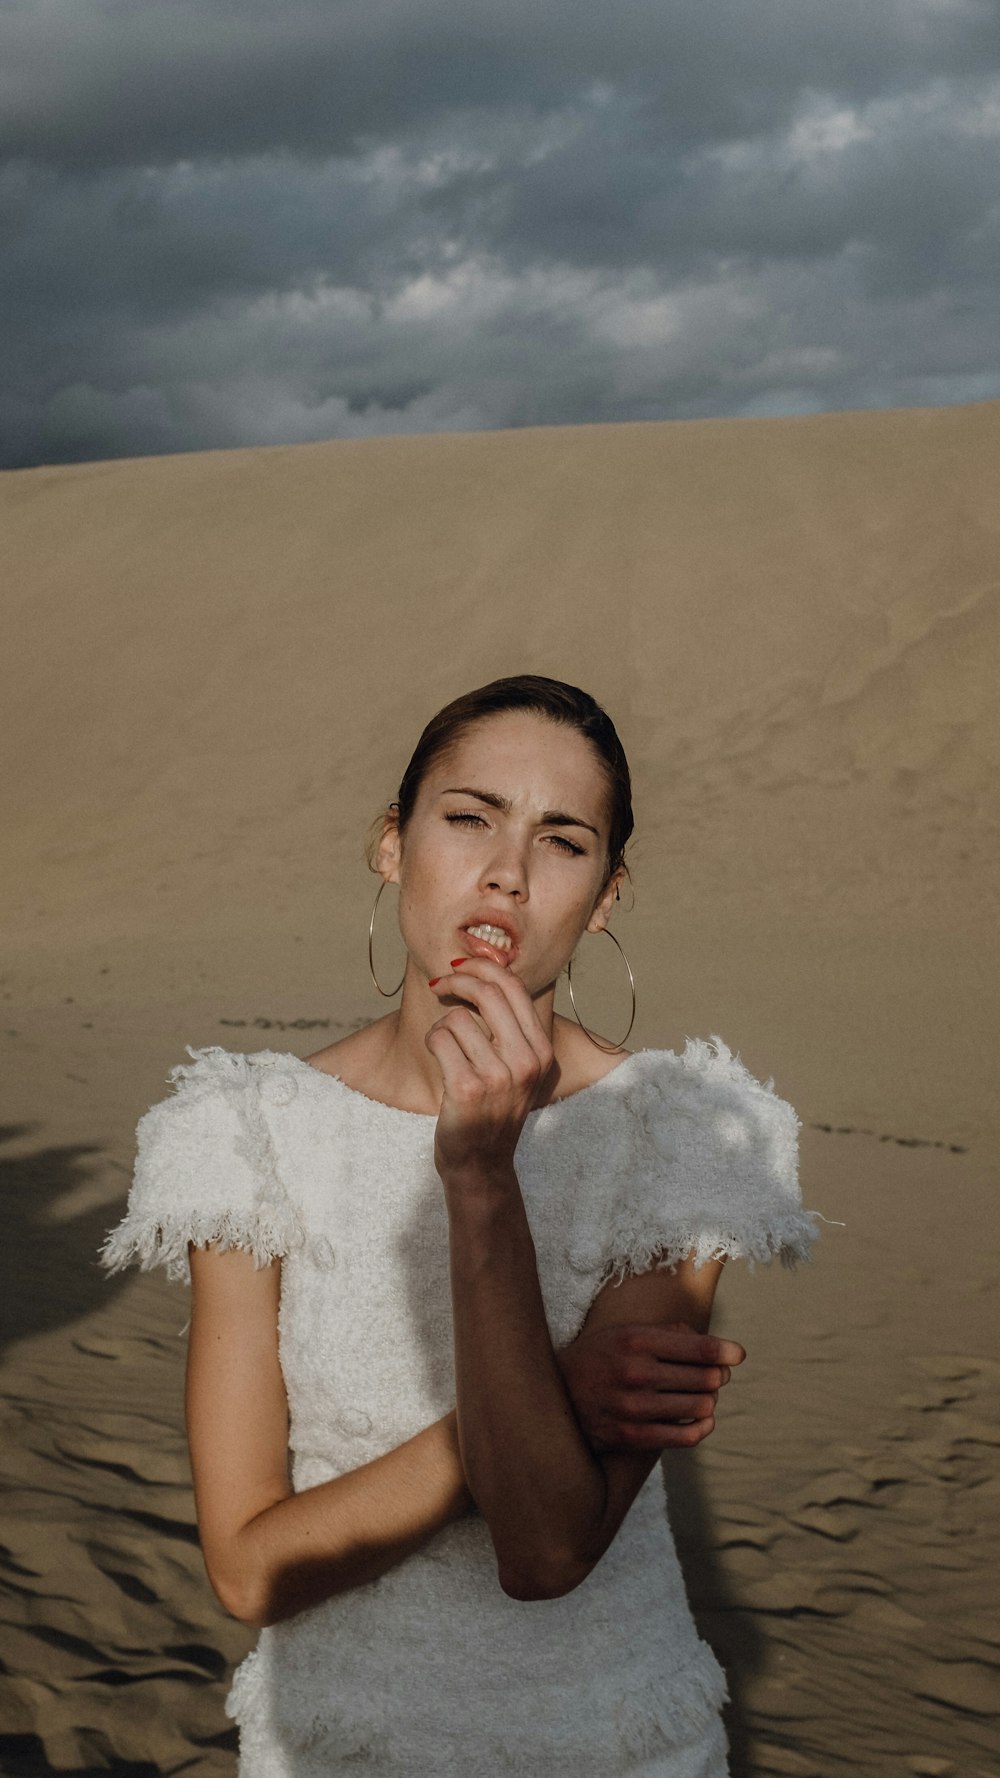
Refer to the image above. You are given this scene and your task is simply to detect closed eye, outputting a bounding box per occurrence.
[443,811,585,855]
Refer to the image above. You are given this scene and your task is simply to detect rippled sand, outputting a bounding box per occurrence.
[2,402,998,1775]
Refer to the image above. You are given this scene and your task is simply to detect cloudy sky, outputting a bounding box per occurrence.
[3,0,999,467]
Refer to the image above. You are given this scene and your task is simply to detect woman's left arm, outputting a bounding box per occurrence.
[428,958,729,1602]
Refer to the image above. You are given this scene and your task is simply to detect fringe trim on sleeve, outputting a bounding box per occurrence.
[592,1206,822,1292]
[99,1201,297,1284]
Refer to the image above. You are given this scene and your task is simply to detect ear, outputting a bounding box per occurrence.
[374,805,403,885]
[585,866,626,935]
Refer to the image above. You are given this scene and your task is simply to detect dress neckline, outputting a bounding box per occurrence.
[282,1045,648,1123]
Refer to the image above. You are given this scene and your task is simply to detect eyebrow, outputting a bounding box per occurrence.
[441,786,600,839]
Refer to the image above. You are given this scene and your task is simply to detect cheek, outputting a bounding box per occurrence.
[537,887,600,953]
[397,839,456,921]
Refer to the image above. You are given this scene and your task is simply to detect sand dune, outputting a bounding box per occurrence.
[2,402,998,1775]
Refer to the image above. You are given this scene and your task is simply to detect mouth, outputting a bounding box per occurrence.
[457,918,520,966]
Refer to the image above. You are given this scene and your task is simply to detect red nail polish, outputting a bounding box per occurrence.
[428,977,440,988]
[450,958,465,968]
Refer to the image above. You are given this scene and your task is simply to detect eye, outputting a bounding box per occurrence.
[444,810,585,856]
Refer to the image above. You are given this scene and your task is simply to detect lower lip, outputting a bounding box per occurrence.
[457,929,517,967]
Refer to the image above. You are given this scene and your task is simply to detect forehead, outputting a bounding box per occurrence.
[426,710,609,814]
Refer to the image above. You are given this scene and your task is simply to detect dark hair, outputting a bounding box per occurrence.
[373,675,633,884]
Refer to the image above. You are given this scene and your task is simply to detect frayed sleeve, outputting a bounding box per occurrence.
[566,1037,819,1295]
[99,1046,302,1286]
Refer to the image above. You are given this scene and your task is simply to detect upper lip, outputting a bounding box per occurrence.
[460,910,522,948]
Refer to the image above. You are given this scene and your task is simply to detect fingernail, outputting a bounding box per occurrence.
[428,978,440,988]
[449,958,465,968]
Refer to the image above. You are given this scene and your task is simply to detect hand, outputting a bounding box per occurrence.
[554,1321,746,1453]
[426,958,554,1186]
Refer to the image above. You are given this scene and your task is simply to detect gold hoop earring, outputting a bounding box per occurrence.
[368,879,406,998]
[566,928,636,1053]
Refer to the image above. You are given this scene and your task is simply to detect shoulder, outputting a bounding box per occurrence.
[548,1015,632,1098]
[139,1044,304,1132]
[300,1017,397,1091]
[100,1045,306,1283]
[612,1036,799,1145]
[133,1044,313,1194]
[560,1033,800,1187]
[157,1041,304,1103]
[621,1038,802,1214]
[563,1034,815,1284]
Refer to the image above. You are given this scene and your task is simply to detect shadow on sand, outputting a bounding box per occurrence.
[662,1456,766,1778]
[0,1123,133,1356]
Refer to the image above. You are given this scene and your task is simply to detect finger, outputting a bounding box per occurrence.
[641,1362,732,1393]
[427,1010,510,1089]
[439,957,552,1064]
[612,1414,716,1453]
[659,1415,716,1450]
[618,1352,727,1393]
[628,1324,746,1367]
[433,971,532,1054]
[432,966,550,1076]
[620,1389,720,1423]
[425,1021,493,1101]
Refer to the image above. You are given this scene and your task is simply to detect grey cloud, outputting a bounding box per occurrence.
[1,1,999,466]
[4,0,999,168]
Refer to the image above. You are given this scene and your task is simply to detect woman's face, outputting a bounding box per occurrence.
[379,710,624,995]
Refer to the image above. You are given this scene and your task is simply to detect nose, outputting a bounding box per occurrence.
[480,835,529,900]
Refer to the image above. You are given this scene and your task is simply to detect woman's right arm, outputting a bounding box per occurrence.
[185,1244,474,1630]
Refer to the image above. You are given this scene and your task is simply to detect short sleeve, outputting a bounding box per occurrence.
[566,1036,819,1290]
[99,1045,303,1286]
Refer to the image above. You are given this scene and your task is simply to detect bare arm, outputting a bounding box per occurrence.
[447,1183,726,1599]
[426,954,734,1600]
[185,1243,472,1628]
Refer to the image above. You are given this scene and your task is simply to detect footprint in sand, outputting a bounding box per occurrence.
[809,1122,967,1153]
[219,1015,337,1031]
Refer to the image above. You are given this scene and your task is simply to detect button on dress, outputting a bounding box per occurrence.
[101,1039,818,1777]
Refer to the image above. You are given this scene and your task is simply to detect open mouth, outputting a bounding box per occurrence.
[463,922,514,953]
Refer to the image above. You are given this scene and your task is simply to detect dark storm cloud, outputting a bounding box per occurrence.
[5,0,998,168]
[2,0,999,466]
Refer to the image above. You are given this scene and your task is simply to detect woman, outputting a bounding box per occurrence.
[101,674,817,1777]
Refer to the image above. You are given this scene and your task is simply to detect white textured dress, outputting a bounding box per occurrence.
[101,1037,817,1778]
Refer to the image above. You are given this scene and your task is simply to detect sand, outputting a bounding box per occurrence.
[1,400,998,1775]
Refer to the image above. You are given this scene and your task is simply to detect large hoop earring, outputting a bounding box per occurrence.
[368,879,406,998]
[566,928,636,1053]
